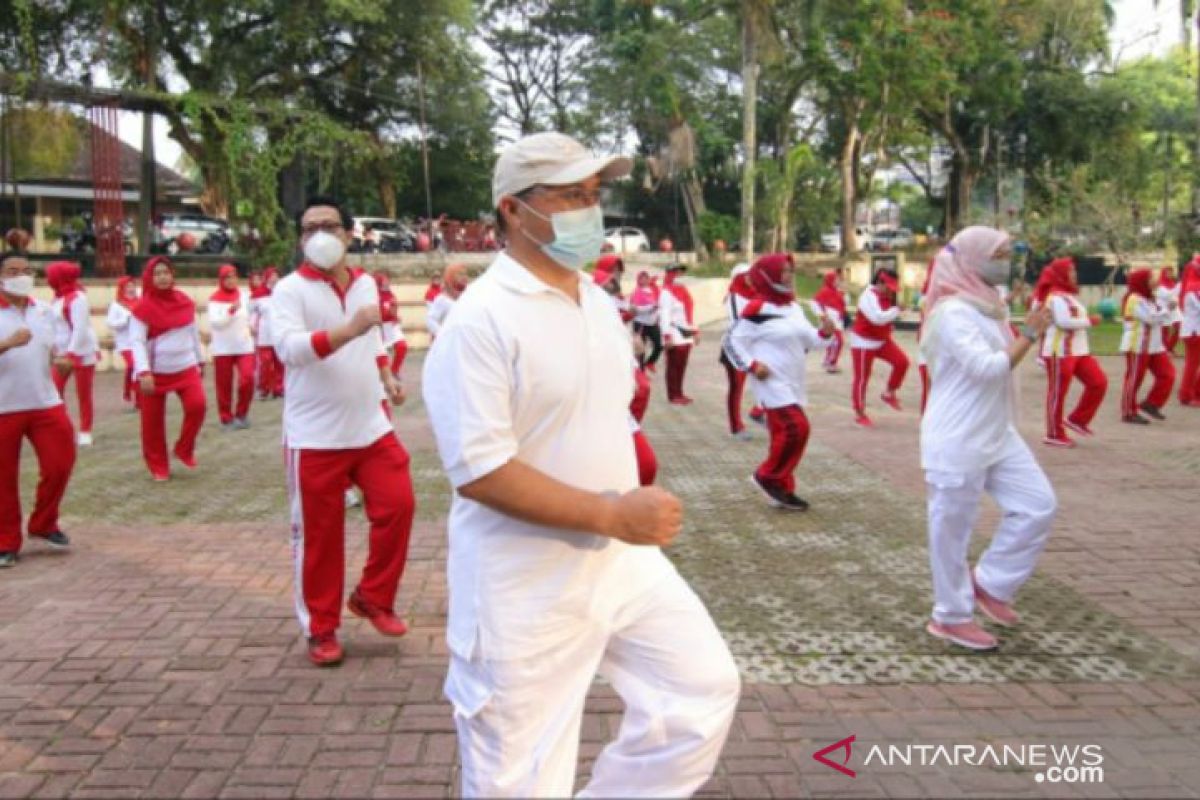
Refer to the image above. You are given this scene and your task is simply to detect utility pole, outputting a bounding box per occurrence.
[137,17,157,257]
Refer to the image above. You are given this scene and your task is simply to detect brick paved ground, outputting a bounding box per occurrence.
[3,329,1199,798]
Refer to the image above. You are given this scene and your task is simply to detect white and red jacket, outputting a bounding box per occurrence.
[207,288,255,356]
[130,317,203,377]
[728,301,831,409]
[53,291,99,366]
[659,286,695,346]
[1157,282,1182,326]
[1120,295,1171,355]
[271,265,390,450]
[0,295,65,414]
[1183,291,1200,338]
[1041,292,1092,358]
[106,299,135,353]
[850,286,900,350]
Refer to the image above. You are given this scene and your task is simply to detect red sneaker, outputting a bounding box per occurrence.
[926,620,998,650]
[880,392,903,411]
[855,414,874,428]
[307,633,343,666]
[151,472,170,482]
[1064,420,1094,437]
[1041,435,1076,449]
[172,448,197,469]
[669,397,691,406]
[347,591,408,637]
[972,571,1020,627]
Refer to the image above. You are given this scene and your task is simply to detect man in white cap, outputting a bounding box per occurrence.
[423,132,740,797]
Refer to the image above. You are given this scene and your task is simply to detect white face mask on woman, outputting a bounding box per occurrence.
[979,258,1011,286]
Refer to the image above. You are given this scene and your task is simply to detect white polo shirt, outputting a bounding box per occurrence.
[272,265,390,450]
[422,252,677,662]
[207,289,255,356]
[0,296,65,414]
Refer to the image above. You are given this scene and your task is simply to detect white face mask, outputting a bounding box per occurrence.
[518,201,606,270]
[2,275,34,296]
[980,258,1011,286]
[303,230,347,270]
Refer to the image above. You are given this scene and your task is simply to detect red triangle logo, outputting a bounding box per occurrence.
[813,734,857,777]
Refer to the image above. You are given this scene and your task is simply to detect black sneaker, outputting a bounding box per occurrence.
[1141,404,1166,421]
[35,531,70,549]
[782,493,810,511]
[749,474,789,508]
[1123,414,1151,425]
[0,552,15,568]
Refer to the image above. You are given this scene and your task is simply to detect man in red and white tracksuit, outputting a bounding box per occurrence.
[0,252,76,567]
[850,268,909,426]
[272,196,416,667]
[208,264,256,429]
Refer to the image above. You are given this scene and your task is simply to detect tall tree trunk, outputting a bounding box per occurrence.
[198,115,230,219]
[740,2,759,260]
[840,121,860,254]
[682,173,710,260]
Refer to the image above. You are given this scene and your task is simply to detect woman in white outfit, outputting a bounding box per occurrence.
[920,226,1057,651]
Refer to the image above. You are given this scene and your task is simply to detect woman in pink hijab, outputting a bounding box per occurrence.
[919,226,1055,652]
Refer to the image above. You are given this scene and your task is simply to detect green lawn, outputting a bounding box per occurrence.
[1087,320,1124,356]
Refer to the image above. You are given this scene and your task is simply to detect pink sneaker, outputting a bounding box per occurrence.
[880,392,903,411]
[1064,420,1094,437]
[972,571,1020,627]
[854,413,874,428]
[1042,435,1076,448]
[926,620,998,650]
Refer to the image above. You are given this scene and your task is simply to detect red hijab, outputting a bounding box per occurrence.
[593,254,625,296]
[249,268,270,299]
[812,270,845,314]
[728,265,755,301]
[1181,261,1200,300]
[375,272,398,323]
[1159,267,1178,291]
[133,256,196,339]
[1037,257,1077,303]
[1122,268,1153,318]
[425,277,442,303]
[210,264,241,303]
[748,253,795,306]
[115,275,138,310]
[663,268,694,322]
[46,261,84,301]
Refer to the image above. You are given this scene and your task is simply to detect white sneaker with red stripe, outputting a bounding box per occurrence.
[926,620,999,651]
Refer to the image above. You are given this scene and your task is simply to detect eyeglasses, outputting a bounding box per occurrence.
[300,221,344,236]
[0,267,33,277]
[525,186,604,207]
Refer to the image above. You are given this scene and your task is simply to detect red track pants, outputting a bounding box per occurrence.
[1045,355,1108,438]
[119,350,138,407]
[0,405,75,552]
[52,357,95,434]
[214,354,255,424]
[851,339,909,415]
[633,430,657,486]
[256,346,285,397]
[722,356,747,433]
[823,329,844,370]
[1121,350,1175,417]
[1179,336,1200,405]
[286,433,416,638]
[665,344,693,401]
[139,367,207,478]
[755,405,811,495]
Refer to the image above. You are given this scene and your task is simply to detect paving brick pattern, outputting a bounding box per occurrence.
[3,331,1199,797]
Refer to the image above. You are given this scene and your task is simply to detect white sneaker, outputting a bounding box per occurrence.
[77,432,93,447]
[344,490,361,509]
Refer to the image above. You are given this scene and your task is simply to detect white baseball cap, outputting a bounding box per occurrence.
[492,132,632,207]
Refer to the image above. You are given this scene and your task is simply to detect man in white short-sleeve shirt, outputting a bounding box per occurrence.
[423,132,739,798]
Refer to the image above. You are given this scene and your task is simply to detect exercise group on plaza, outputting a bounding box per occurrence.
[4,131,1200,795]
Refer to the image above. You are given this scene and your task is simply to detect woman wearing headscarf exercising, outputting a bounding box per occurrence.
[374,270,408,377]
[1156,265,1182,354]
[426,263,468,341]
[250,267,284,399]
[850,267,908,426]
[719,263,756,438]
[130,256,208,481]
[106,276,140,411]
[1037,257,1107,446]
[1179,260,1200,406]
[729,253,836,511]
[208,264,256,430]
[1119,267,1176,424]
[809,269,847,375]
[46,261,99,446]
[629,271,663,372]
[920,227,1056,651]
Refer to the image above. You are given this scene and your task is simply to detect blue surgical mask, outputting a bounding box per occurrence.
[518,201,605,271]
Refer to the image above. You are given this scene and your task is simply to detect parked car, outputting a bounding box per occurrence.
[152,213,231,254]
[60,212,134,255]
[820,226,873,253]
[351,217,416,253]
[870,228,915,251]
[603,227,650,253]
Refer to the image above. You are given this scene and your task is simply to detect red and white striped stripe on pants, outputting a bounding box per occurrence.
[1121,347,1175,418]
[1044,355,1108,438]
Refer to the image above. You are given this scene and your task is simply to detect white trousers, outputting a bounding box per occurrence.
[447,567,741,798]
[925,437,1057,625]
